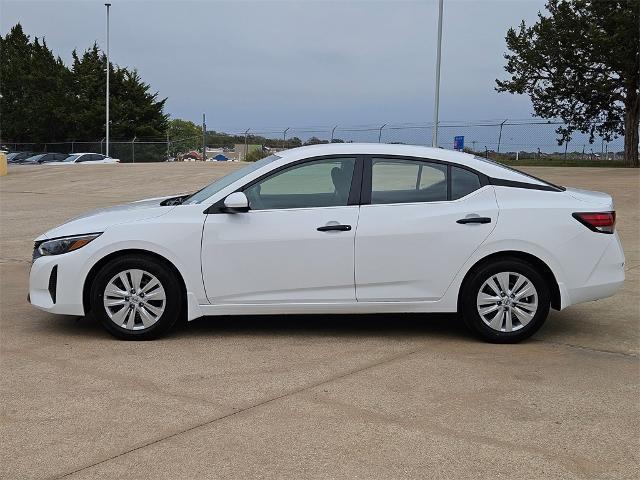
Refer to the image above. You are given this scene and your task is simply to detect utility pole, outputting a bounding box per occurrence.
[431,0,444,148]
[166,131,170,160]
[105,3,111,157]
[202,113,206,161]
[283,127,289,149]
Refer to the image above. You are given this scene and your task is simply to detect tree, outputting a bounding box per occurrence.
[496,0,640,167]
[0,24,168,144]
[304,136,328,145]
[0,24,70,143]
[71,44,167,140]
[244,147,270,162]
[168,119,202,156]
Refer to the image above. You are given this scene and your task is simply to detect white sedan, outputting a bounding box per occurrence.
[29,144,625,342]
[55,153,120,164]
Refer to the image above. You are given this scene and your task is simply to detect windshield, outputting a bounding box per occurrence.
[63,154,81,162]
[28,154,45,162]
[182,155,280,204]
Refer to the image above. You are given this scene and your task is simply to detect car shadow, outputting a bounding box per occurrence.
[44,312,471,341]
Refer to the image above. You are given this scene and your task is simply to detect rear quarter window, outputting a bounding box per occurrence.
[451,167,481,199]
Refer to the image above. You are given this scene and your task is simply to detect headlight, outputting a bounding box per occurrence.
[33,233,102,260]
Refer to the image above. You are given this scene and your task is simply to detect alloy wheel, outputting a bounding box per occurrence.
[103,269,166,330]
[476,271,538,333]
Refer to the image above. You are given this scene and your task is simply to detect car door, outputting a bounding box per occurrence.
[201,156,363,304]
[355,156,498,302]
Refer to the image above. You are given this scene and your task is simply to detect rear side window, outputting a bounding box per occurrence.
[451,166,481,200]
[371,158,447,204]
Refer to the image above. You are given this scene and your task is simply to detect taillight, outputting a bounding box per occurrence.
[572,211,616,234]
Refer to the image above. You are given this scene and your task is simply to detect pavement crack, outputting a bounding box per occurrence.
[540,340,638,358]
[52,345,429,479]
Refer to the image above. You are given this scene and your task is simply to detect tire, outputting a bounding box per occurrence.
[460,257,550,343]
[90,254,183,340]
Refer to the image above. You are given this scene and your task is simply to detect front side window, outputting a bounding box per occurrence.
[183,155,280,205]
[244,157,356,210]
[371,158,447,204]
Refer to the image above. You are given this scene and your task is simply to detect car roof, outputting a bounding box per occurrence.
[276,143,547,185]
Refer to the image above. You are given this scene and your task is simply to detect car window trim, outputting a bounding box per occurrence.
[204,154,365,214]
[361,155,489,205]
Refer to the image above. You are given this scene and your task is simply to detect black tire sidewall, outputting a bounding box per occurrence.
[90,255,182,340]
[461,258,550,343]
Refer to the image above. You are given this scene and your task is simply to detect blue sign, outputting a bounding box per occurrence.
[454,136,464,150]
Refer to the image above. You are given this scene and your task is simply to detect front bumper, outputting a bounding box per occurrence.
[29,253,85,316]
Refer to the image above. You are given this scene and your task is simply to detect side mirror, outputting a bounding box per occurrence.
[223,191,250,213]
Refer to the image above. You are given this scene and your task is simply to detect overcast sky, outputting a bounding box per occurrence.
[1,0,547,133]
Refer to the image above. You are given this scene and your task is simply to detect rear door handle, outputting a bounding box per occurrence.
[457,217,491,224]
[317,224,352,232]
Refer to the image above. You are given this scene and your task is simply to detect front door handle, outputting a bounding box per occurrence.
[457,217,491,224]
[317,224,352,232]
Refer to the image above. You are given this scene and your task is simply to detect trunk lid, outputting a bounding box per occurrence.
[564,187,614,209]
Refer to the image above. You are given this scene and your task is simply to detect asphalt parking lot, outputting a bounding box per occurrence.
[1,163,639,479]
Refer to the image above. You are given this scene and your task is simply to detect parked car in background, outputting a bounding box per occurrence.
[22,153,68,164]
[56,153,120,164]
[7,152,37,163]
[29,143,624,342]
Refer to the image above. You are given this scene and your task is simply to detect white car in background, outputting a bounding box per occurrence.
[28,144,624,342]
[56,153,120,164]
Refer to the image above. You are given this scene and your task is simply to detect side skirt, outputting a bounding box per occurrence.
[191,300,458,320]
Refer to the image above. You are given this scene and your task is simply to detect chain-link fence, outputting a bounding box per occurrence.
[2,120,627,163]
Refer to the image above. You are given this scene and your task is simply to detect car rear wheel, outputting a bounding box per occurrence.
[90,255,182,340]
[461,257,550,343]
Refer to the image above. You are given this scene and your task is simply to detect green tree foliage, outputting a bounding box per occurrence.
[244,147,271,162]
[496,0,640,167]
[168,119,202,156]
[0,23,167,143]
[0,24,71,142]
[204,131,302,149]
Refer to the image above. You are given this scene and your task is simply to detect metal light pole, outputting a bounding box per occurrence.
[431,0,444,148]
[497,119,507,153]
[378,123,387,143]
[105,3,111,157]
[202,113,206,161]
[244,128,250,161]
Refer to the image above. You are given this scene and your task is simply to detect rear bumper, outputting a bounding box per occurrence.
[565,233,625,307]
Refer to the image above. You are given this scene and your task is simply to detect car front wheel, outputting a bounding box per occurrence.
[461,258,550,343]
[90,255,182,340]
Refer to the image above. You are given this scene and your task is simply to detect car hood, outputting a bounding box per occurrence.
[36,195,182,241]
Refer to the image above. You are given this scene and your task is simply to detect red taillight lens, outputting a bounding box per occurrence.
[572,211,616,234]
